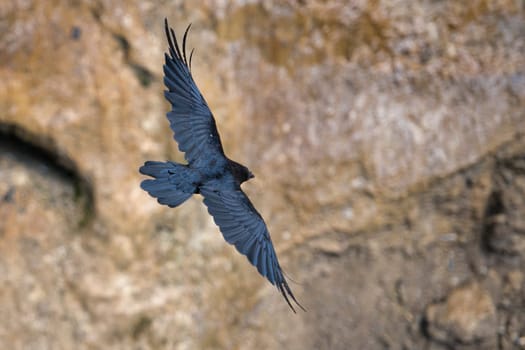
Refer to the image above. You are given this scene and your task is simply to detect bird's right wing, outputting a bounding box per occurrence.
[163,19,225,164]
[200,185,304,312]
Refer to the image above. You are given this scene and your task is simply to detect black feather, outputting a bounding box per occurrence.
[182,23,192,65]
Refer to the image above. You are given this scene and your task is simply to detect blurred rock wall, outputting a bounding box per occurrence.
[0,1,524,349]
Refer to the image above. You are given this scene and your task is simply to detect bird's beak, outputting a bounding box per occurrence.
[249,172,255,179]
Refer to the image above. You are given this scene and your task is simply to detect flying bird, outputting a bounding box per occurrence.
[139,19,304,312]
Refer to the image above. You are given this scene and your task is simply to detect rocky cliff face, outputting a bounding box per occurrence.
[0,1,524,349]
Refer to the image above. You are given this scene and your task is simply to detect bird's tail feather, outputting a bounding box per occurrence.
[139,161,196,208]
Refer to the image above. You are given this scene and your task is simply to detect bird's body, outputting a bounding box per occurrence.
[139,19,303,312]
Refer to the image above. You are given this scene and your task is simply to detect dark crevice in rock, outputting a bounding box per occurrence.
[113,33,155,87]
[500,155,525,175]
[132,316,152,339]
[420,317,457,350]
[0,123,95,227]
[2,187,15,203]
[87,2,155,88]
[89,1,103,22]
[481,153,525,259]
[481,190,504,254]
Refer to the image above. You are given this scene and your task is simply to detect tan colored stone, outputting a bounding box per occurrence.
[425,282,497,344]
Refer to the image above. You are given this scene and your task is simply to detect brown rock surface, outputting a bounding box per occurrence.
[1,1,524,349]
[425,282,497,345]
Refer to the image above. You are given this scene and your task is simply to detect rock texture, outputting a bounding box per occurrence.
[425,282,497,346]
[0,1,524,349]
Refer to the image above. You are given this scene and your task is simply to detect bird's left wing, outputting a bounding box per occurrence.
[200,185,304,312]
[163,19,225,164]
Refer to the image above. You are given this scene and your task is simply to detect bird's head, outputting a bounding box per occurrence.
[228,159,254,184]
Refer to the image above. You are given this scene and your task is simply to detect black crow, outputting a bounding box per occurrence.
[139,19,304,312]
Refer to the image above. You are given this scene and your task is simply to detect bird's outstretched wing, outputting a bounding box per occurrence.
[200,185,305,312]
[163,19,225,164]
